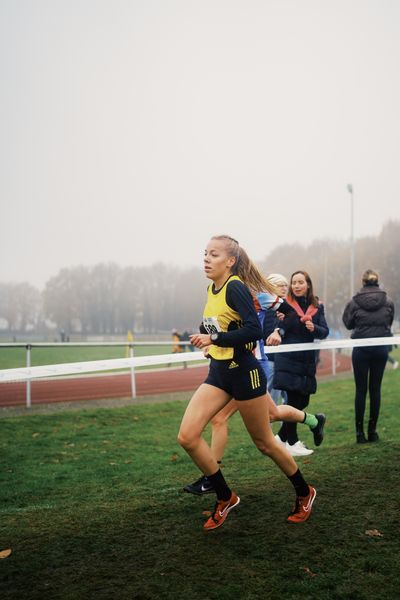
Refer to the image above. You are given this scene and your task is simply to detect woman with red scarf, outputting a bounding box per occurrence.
[274,271,329,456]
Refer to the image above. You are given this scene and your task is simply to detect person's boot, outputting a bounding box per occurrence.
[368,419,379,442]
[356,421,367,444]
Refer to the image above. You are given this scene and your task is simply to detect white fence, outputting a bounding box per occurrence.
[0,337,398,408]
[0,341,191,408]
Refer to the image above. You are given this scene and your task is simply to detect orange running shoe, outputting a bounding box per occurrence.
[287,486,316,523]
[203,492,240,531]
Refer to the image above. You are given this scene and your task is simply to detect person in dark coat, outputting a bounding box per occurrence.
[342,269,394,443]
[274,270,329,456]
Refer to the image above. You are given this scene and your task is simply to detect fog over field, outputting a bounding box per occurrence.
[1,1,400,287]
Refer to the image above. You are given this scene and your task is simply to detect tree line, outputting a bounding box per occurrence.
[1,221,399,336]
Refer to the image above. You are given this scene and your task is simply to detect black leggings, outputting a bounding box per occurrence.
[352,346,388,429]
[277,391,310,445]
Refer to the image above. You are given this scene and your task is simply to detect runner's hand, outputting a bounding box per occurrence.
[189,333,212,349]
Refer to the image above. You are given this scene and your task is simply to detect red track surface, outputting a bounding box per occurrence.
[0,351,351,408]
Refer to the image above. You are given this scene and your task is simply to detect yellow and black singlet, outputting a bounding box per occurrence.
[202,275,263,361]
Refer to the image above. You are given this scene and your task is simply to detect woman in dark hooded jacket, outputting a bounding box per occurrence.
[342,269,394,443]
[274,271,329,456]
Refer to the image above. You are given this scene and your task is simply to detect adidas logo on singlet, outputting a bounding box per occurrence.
[228,361,239,369]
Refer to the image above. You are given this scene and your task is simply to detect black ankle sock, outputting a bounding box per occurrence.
[207,469,231,501]
[287,437,299,446]
[287,468,309,497]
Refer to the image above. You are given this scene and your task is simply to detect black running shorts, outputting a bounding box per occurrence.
[204,354,267,401]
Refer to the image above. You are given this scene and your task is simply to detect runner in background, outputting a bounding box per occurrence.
[263,273,289,406]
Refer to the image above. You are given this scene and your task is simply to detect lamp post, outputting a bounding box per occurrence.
[347,184,355,297]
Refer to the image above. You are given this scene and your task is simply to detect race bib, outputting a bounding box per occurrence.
[203,316,221,335]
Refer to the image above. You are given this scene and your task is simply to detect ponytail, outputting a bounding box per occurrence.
[211,235,278,295]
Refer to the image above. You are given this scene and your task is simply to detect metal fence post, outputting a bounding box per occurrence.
[331,348,336,376]
[129,345,136,399]
[26,344,32,408]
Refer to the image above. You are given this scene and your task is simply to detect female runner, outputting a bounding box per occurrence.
[183,288,325,495]
[177,235,317,530]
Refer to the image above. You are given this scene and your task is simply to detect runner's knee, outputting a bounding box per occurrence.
[268,406,279,422]
[211,413,229,428]
[253,438,275,456]
[177,428,200,451]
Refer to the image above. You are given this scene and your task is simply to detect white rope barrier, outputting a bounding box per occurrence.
[0,341,191,348]
[0,336,398,383]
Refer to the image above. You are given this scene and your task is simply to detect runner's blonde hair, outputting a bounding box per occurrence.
[211,235,278,295]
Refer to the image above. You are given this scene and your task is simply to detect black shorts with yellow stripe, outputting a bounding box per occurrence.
[204,354,267,401]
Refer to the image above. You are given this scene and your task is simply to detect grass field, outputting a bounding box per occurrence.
[0,344,199,372]
[1,368,399,600]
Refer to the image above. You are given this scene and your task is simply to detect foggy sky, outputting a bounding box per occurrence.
[1,0,399,288]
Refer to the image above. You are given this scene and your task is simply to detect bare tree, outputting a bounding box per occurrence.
[0,282,40,331]
[6,220,399,336]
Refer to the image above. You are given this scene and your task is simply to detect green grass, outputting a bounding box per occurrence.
[1,370,400,600]
[0,345,201,372]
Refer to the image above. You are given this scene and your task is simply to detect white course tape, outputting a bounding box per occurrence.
[0,336,398,383]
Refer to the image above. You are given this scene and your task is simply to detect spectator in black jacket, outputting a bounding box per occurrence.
[342,269,394,443]
[273,271,329,456]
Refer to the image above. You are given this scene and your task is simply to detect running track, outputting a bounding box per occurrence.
[0,351,352,408]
